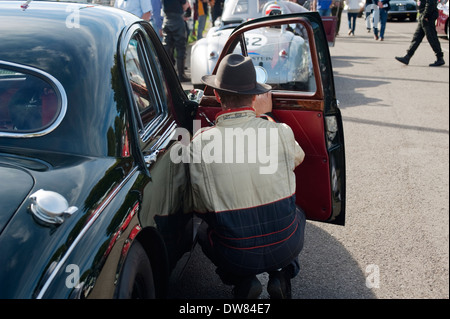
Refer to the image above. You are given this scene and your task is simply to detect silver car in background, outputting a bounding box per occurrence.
[190,0,314,91]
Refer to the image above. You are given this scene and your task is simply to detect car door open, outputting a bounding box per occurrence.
[195,12,346,226]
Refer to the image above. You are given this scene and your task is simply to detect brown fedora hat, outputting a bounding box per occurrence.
[201,54,271,95]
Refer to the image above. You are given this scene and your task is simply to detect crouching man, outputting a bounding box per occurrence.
[189,54,306,299]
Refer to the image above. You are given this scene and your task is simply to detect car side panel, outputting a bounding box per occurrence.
[40,169,143,298]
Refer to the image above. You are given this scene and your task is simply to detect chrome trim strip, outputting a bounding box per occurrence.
[141,113,170,143]
[140,113,164,142]
[151,120,177,151]
[0,60,68,138]
[36,166,139,299]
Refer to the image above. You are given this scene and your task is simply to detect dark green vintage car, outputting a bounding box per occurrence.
[0,1,346,299]
[388,0,418,22]
[0,0,197,299]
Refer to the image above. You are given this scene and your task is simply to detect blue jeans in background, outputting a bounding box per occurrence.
[347,12,358,35]
[318,8,332,16]
[197,14,207,40]
[374,8,388,39]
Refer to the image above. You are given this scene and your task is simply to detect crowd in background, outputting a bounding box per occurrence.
[105,0,398,44]
[105,0,446,79]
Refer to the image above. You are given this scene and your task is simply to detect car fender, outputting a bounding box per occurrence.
[190,38,212,86]
[190,28,234,86]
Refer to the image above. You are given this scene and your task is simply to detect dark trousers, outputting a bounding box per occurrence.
[331,4,343,35]
[197,208,305,286]
[162,13,187,67]
[212,0,224,25]
[373,8,388,39]
[407,14,443,58]
[347,12,358,33]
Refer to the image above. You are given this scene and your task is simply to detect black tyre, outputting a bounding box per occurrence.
[447,22,449,40]
[115,240,155,299]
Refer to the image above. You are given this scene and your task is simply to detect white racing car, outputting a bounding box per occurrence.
[190,0,315,90]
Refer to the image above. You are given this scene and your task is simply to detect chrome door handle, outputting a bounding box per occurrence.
[144,150,159,167]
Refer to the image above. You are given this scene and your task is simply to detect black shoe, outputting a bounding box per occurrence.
[267,270,292,299]
[395,55,410,65]
[232,276,262,299]
[429,57,445,67]
[176,60,190,82]
[178,73,190,82]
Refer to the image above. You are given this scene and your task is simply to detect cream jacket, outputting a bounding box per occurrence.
[189,107,304,213]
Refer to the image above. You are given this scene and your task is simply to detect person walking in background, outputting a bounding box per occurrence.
[211,0,224,25]
[395,0,445,66]
[364,0,375,32]
[345,0,360,36]
[162,0,191,81]
[151,0,163,40]
[312,0,335,16]
[193,0,209,40]
[331,0,344,35]
[183,2,192,42]
[114,0,153,21]
[373,0,390,40]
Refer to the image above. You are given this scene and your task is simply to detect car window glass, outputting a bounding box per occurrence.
[0,67,60,132]
[141,35,169,113]
[233,0,249,14]
[233,22,316,93]
[125,37,157,127]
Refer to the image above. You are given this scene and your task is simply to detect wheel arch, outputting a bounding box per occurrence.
[446,18,449,40]
[134,226,171,298]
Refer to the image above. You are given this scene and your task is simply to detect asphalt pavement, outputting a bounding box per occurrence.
[171,14,449,301]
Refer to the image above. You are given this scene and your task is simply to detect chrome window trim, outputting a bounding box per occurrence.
[0,60,68,138]
[36,166,139,299]
[151,120,177,151]
[125,35,157,131]
[123,26,158,132]
[140,30,167,116]
[141,113,170,143]
[126,25,171,144]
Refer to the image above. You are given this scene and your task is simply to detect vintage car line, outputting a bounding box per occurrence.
[387,0,418,22]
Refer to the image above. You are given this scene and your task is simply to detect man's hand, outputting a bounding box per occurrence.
[253,91,273,116]
[182,1,190,11]
[142,11,152,21]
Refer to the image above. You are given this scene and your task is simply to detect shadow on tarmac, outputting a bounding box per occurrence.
[168,221,376,299]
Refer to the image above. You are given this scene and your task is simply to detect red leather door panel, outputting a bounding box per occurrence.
[194,106,333,222]
[273,109,332,222]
